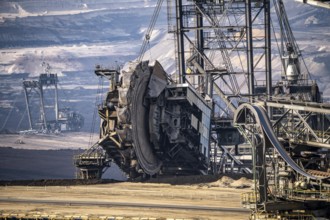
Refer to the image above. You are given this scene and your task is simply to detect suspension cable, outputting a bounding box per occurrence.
[88,77,104,148]
[1,90,22,131]
[16,88,37,131]
[138,0,164,62]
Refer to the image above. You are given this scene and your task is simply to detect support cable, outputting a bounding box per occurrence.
[57,83,71,107]
[1,90,21,131]
[138,0,165,63]
[16,89,37,131]
[88,77,104,148]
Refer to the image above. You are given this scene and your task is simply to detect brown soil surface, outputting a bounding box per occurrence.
[0,181,252,220]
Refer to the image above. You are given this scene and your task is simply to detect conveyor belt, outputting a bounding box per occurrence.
[252,105,318,180]
[235,103,319,180]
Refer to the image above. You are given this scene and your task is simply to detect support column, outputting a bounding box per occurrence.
[55,83,59,121]
[196,4,205,93]
[265,0,272,118]
[256,141,268,206]
[23,86,33,130]
[39,84,47,130]
[265,0,272,100]
[175,0,185,83]
[246,0,254,102]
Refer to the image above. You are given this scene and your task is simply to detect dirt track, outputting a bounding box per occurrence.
[0,180,252,220]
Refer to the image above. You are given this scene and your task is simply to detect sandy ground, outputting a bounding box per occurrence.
[0,182,252,220]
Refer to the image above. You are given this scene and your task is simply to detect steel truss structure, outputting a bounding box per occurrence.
[235,101,330,218]
[166,0,276,175]
[23,74,58,131]
[169,0,272,103]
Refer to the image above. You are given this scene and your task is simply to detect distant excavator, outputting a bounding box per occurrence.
[22,72,84,133]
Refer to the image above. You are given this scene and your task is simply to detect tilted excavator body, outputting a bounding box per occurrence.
[76,61,212,178]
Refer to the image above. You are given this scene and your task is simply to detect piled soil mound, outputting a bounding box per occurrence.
[209,176,253,188]
[231,177,253,188]
[209,176,234,187]
[143,173,252,185]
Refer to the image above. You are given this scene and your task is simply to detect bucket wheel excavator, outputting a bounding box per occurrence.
[75,0,330,218]
[75,60,212,178]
